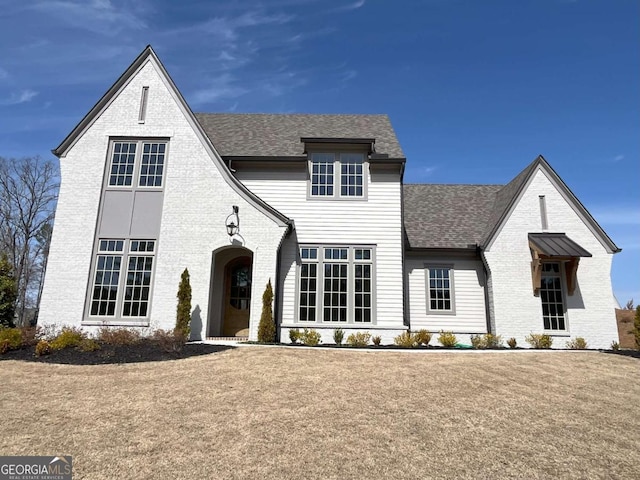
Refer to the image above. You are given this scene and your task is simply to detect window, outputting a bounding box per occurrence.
[89,239,157,321]
[540,262,566,331]
[309,152,365,198]
[298,245,374,323]
[426,265,455,313]
[230,264,251,310]
[108,140,167,188]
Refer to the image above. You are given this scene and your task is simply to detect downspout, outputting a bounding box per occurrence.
[274,220,294,343]
[478,245,494,334]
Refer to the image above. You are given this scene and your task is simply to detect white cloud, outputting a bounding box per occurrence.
[0,89,38,106]
[332,0,366,12]
[190,74,249,106]
[0,67,8,80]
[612,154,624,162]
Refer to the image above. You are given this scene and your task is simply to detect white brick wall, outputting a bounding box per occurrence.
[484,167,618,349]
[38,58,287,341]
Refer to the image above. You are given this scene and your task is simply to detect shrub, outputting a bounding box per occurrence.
[471,333,503,349]
[372,335,382,346]
[0,328,22,353]
[415,329,432,346]
[50,327,86,351]
[346,332,371,347]
[507,337,517,349]
[0,254,17,328]
[300,328,321,346]
[566,337,588,350]
[79,338,101,352]
[438,331,457,348]
[152,329,186,353]
[394,331,418,348]
[525,333,553,349]
[35,340,52,357]
[611,341,620,351]
[289,328,301,344]
[97,327,142,346]
[18,326,43,347]
[333,328,345,346]
[257,280,276,343]
[176,268,192,339]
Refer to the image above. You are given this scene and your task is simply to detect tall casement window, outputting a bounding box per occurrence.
[90,239,156,320]
[298,245,375,323]
[309,152,366,199]
[425,265,455,314]
[540,262,566,331]
[108,140,167,188]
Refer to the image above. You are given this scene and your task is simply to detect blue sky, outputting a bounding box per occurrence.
[0,0,638,303]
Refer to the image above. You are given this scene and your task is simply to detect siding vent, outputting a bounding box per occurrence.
[539,195,548,230]
[138,86,149,123]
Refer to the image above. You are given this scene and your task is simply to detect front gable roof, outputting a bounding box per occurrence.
[52,45,291,228]
[482,155,620,253]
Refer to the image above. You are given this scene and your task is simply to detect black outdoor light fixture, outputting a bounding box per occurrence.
[226,205,239,236]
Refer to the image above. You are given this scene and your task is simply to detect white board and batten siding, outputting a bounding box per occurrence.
[405,255,488,341]
[484,167,619,349]
[235,164,405,337]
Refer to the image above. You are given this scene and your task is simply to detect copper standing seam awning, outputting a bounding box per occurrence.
[529,233,592,296]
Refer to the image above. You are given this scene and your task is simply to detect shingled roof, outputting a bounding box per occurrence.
[194,113,404,158]
[403,184,502,249]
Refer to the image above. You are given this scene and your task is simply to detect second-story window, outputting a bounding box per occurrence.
[309,152,366,199]
[108,140,167,188]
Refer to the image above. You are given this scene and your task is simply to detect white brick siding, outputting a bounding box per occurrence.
[484,167,618,349]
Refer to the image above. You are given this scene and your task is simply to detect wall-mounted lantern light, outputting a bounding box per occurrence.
[226,206,239,236]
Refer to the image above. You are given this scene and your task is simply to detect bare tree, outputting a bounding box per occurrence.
[0,157,58,326]
[625,299,634,310]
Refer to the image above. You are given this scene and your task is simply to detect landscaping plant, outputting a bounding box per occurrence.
[289,328,301,344]
[333,328,344,346]
[300,328,321,346]
[372,335,382,346]
[176,268,192,339]
[257,279,276,343]
[525,333,553,349]
[346,332,371,347]
[394,331,418,348]
[438,331,457,348]
[415,329,432,346]
[566,337,588,349]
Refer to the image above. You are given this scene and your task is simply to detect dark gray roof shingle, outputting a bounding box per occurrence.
[403,184,503,249]
[194,113,404,158]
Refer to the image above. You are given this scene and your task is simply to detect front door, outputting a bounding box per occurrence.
[222,257,252,337]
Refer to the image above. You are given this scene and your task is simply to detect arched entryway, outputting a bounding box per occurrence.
[207,246,254,338]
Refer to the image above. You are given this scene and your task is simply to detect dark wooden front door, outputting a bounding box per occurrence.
[222,257,252,337]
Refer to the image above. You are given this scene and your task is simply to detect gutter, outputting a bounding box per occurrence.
[478,246,494,335]
[274,220,294,343]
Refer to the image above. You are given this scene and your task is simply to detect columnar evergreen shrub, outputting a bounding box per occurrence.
[176,268,192,339]
[0,254,17,328]
[257,279,276,343]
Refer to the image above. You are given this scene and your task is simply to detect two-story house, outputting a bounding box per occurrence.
[38,46,621,348]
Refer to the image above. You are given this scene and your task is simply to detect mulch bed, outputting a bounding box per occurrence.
[0,342,233,365]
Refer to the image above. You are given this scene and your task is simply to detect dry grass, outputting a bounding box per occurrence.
[2,348,639,479]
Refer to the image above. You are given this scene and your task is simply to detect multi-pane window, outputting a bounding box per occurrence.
[323,248,349,322]
[108,140,167,188]
[341,154,364,197]
[354,248,372,322]
[298,246,374,323]
[299,248,318,322]
[139,143,166,187]
[310,154,334,196]
[309,152,366,198]
[426,266,454,312]
[540,262,566,330]
[89,239,157,320]
[122,241,155,317]
[109,142,137,186]
[90,240,124,316]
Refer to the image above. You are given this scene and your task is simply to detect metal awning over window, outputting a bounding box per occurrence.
[529,233,592,296]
